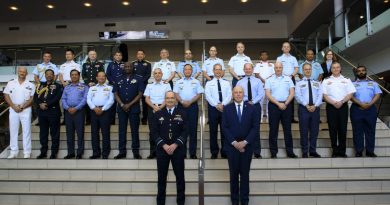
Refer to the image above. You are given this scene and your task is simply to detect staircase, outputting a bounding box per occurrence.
[0,62,390,205]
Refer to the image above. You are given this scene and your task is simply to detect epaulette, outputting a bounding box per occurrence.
[144,60,151,63]
[98,60,104,63]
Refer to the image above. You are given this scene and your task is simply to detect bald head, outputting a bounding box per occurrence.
[274,61,283,76]
[17,66,28,80]
[233,86,244,103]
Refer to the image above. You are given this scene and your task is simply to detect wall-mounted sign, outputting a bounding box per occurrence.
[99,30,169,40]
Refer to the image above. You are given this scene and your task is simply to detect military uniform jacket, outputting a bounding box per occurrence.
[34,82,63,116]
[113,75,144,114]
[152,107,188,148]
[82,60,105,85]
[132,60,151,84]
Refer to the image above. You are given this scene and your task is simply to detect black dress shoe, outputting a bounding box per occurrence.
[147,154,156,159]
[221,153,227,159]
[60,121,65,125]
[366,152,377,157]
[76,154,83,159]
[287,153,298,158]
[49,154,57,159]
[271,154,277,159]
[89,155,100,159]
[309,152,321,158]
[141,119,147,125]
[355,152,363,157]
[114,153,126,159]
[339,153,348,158]
[292,119,299,123]
[211,154,218,159]
[35,122,40,126]
[102,155,109,159]
[133,153,142,159]
[302,153,308,158]
[85,121,91,125]
[254,153,262,159]
[190,155,197,159]
[111,121,115,125]
[64,154,75,159]
[36,153,47,159]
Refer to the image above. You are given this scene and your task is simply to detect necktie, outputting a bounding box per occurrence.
[168,109,172,115]
[247,77,252,101]
[308,79,314,106]
[237,104,242,123]
[217,79,223,103]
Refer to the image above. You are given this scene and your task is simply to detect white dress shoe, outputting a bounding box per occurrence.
[23,154,30,159]
[7,153,17,159]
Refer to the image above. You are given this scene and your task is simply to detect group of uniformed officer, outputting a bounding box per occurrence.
[5,42,383,162]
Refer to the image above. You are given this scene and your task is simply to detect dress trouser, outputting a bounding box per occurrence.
[156,145,185,205]
[350,104,377,154]
[118,108,140,155]
[90,110,111,157]
[178,103,198,157]
[298,105,320,154]
[226,143,253,205]
[208,104,225,156]
[268,102,294,155]
[326,103,348,155]
[9,108,32,155]
[147,106,158,156]
[38,112,61,155]
[65,109,85,156]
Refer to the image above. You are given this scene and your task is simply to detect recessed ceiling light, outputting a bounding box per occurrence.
[281,0,287,2]
[241,0,248,2]
[162,0,168,4]
[360,15,364,19]
[10,6,18,11]
[84,2,92,7]
[47,4,54,9]
[201,0,208,3]
[385,0,389,3]
[122,1,130,6]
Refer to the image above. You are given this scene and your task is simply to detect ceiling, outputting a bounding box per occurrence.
[0,0,297,23]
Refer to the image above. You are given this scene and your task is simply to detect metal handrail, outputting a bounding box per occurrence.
[331,51,390,94]
[0,107,9,117]
[198,41,206,205]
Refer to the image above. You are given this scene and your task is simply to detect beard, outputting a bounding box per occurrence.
[357,73,367,79]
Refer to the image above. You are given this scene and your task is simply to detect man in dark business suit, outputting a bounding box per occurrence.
[222,86,260,205]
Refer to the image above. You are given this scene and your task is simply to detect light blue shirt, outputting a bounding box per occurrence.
[173,77,204,101]
[298,60,324,80]
[265,74,295,101]
[353,79,382,103]
[152,59,176,80]
[177,60,201,77]
[228,54,252,76]
[62,82,88,110]
[87,83,114,111]
[33,62,59,82]
[202,57,225,77]
[143,81,172,104]
[205,77,232,106]
[236,76,265,104]
[295,77,323,107]
[276,54,298,76]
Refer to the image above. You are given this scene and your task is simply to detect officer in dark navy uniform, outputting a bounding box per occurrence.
[114,62,144,159]
[131,49,152,125]
[82,49,105,124]
[152,91,187,205]
[35,69,63,159]
[106,51,125,125]
[351,66,382,157]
